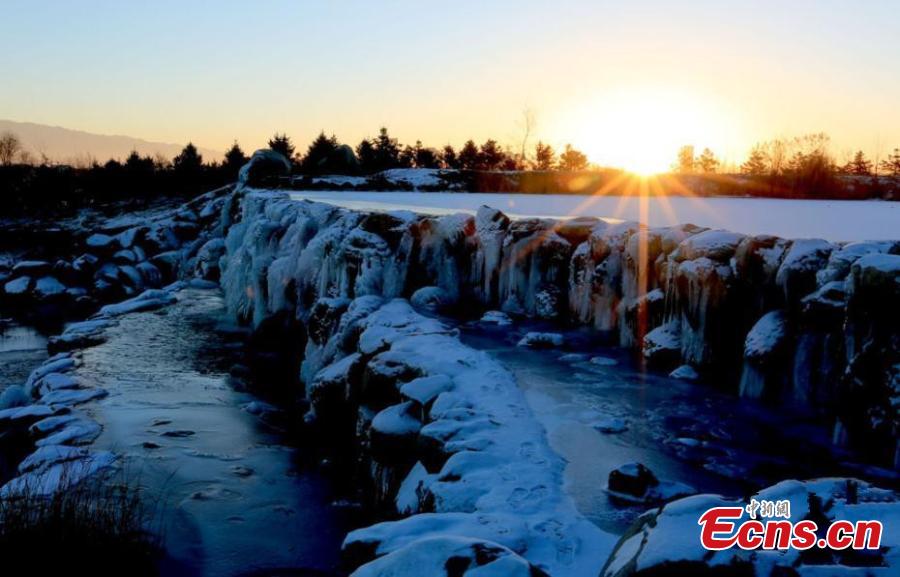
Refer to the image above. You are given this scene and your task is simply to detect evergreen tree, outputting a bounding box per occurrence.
[173,142,203,172]
[880,148,900,177]
[844,150,873,175]
[534,141,556,170]
[558,144,589,171]
[372,127,402,171]
[441,145,459,169]
[479,139,505,170]
[697,148,719,173]
[223,141,249,175]
[398,144,416,168]
[356,139,377,173]
[302,132,339,173]
[741,145,768,176]
[268,133,295,161]
[414,143,440,168]
[457,140,481,170]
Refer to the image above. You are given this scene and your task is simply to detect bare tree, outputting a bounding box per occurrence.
[518,107,536,164]
[0,131,22,165]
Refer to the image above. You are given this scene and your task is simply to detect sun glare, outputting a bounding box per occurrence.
[553,86,733,175]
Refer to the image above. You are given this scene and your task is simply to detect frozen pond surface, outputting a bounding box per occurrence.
[460,321,897,534]
[290,191,899,242]
[0,322,47,393]
[76,288,354,577]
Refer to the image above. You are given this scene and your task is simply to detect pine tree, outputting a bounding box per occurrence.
[845,150,872,175]
[458,140,481,170]
[479,139,505,170]
[880,148,900,177]
[268,133,295,161]
[441,145,459,169]
[413,141,440,168]
[534,141,556,170]
[741,145,768,176]
[356,139,377,173]
[697,148,719,173]
[173,142,203,172]
[372,127,402,171]
[223,141,249,174]
[558,144,588,171]
[398,144,416,168]
[302,132,340,173]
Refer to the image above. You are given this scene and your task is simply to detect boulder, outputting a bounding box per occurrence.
[238,149,291,188]
[516,331,563,348]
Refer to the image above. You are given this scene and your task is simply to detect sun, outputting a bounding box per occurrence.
[552,85,732,176]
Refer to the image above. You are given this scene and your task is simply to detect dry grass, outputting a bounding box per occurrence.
[0,467,163,575]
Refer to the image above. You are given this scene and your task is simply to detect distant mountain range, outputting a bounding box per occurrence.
[0,119,222,164]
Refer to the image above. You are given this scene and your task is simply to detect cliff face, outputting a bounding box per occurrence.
[212,183,899,470]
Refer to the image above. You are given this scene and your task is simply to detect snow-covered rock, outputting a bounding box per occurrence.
[601,478,899,577]
[4,275,31,295]
[641,321,681,368]
[516,331,563,348]
[34,275,67,298]
[668,364,699,381]
[238,149,291,187]
[479,310,512,326]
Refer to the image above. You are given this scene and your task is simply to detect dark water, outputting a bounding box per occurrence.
[460,321,897,535]
[72,289,355,577]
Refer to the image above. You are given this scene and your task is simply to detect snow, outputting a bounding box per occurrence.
[642,321,681,360]
[1,451,116,497]
[351,536,537,577]
[289,191,900,242]
[854,252,900,275]
[479,310,513,325]
[35,418,102,446]
[336,300,615,577]
[372,401,422,436]
[377,168,447,190]
[594,417,628,434]
[39,387,107,407]
[677,229,744,261]
[668,364,699,381]
[743,310,789,360]
[603,478,900,576]
[34,275,66,297]
[97,287,176,316]
[409,285,449,311]
[516,331,564,348]
[311,174,367,187]
[4,275,31,295]
[86,232,115,249]
[0,384,30,409]
[0,403,55,422]
[400,374,454,406]
[395,461,433,516]
[48,319,112,350]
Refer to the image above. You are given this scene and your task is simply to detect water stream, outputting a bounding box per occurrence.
[459,320,895,535]
[73,288,357,577]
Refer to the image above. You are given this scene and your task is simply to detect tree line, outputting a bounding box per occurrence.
[263,127,590,174]
[672,135,900,178]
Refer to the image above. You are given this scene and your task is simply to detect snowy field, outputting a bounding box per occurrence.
[290,191,899,242]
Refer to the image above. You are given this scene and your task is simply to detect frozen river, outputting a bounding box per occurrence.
[290,191,899,242]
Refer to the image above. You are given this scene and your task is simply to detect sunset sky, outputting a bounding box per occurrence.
[1,0,898,170]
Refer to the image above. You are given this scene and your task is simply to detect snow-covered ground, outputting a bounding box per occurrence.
[289,191,899,242]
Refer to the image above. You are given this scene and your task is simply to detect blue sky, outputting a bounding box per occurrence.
[1,0,898,166]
